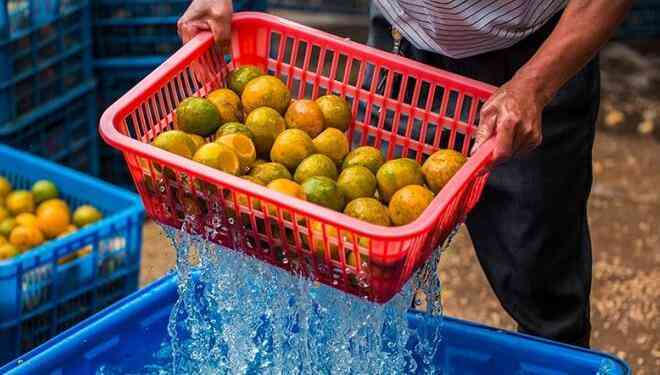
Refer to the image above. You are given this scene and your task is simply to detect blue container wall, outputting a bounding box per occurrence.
[0,81,99,175]
[0,145,144,365]
[617,0,660,39]
[0,272,630,374]
[0,0,97,175]
[95,58,165,189]
[92,0,266,60]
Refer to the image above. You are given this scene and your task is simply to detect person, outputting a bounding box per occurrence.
[178,0,632,348]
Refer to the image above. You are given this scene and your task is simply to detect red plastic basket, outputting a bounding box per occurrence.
[100,12,496,303]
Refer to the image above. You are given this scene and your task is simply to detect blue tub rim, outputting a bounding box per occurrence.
[0,270,631,374]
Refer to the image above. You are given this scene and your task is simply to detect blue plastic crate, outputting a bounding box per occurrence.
[0,272,630,374]
[617,1,660,39]
[0,0,94,129]
[0,144,145,365]
[94,57,166,188]
[0,80,99,175]
[92,0,266,60]
[267,0,369,14]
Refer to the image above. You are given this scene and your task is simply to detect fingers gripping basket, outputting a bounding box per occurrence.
[100,12,496,303]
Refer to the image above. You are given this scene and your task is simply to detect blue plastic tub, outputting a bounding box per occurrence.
[0,80,99,175]
[0,144,145,365]
[0,272,630,374]
[0,0,93,129]
[92,0,266,60]
[617,0,660,39]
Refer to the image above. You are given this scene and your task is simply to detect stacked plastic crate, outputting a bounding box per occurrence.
[0,0,97,175]
[0,145,144,365]
[93,0,266,188]
[618,0,660,39]
[267,0,368,13]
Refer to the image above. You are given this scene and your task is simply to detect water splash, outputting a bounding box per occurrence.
[98,221,454,374]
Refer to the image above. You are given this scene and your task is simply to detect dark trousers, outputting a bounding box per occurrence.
[368,8,598,348]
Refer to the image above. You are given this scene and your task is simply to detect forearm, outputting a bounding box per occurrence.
[515,0,633,106]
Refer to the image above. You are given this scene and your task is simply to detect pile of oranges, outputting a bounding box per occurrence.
[150,66,468,230]
[0,177,103,261]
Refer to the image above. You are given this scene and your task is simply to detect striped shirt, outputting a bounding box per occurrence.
[373,0,567,58]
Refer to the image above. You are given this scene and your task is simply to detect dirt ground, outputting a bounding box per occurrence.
[137,41,660,374]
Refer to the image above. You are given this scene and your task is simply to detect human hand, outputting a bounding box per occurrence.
[178,0,233,45]
[472,74,549,164]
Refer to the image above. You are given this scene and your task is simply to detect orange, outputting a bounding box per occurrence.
[376,158,424,203]
[37,199,69,216]
[15,213,38,227]
[294,154,338,183]
[0,218,17,238]
[306,220,341,261]
[270,129,316,171]
[241,75,291,114]
[215,133,257,173]
[152,130,197,159]
[9,225,44,251]
[207,88,243,125]
[187,133,207,151]
[421,149,467,193]
[228,65,264,95]
[248,162,292,185]
[0,176,12,200]
[72,205,103,228]
[388,185,434,226]
[244,107,286,156]
[265,178,306,218]
[31,180,59,204]
[0,243,18,260]
[336,166,377,202]
[342,146,385,175]
[316,95,352,131]
[301,176,346,212]
[312,128,349,165]
[5,190,34,215]
[175,97,221,136]
[230,176,265,213]
[215,122,255,141]
[193,143,241,175]
[57,224,78,238]
[37,202,71,238]
[344,197,390,226]
[0,206,9,222]
[284,99,325,138]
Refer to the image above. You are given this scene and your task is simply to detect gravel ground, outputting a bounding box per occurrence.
[136,41,659,374]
